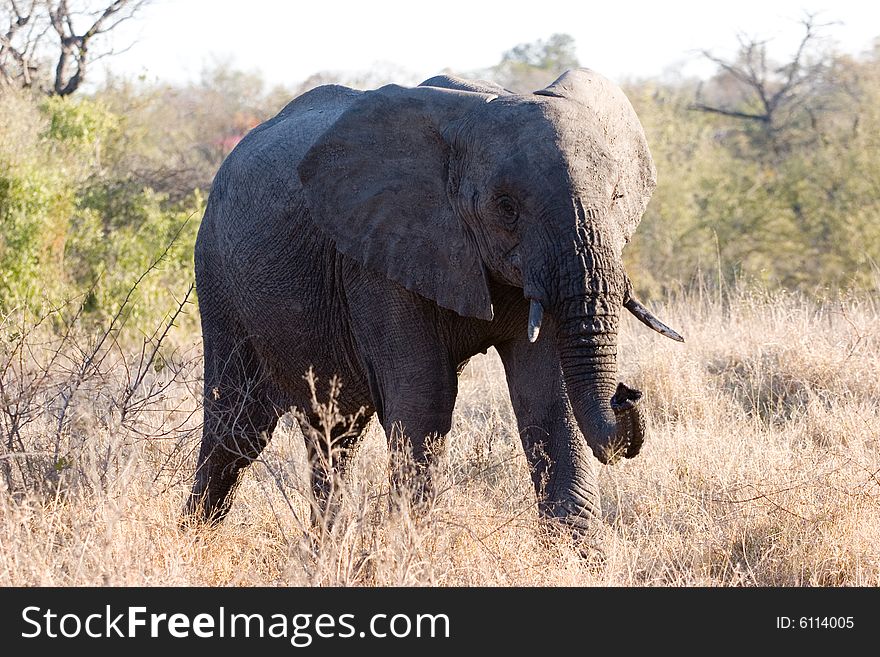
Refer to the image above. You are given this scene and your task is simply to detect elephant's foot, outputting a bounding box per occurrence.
[386,471,437,521]
[542,518,608,566]
[386,442,440,519]
[538,497,607,563]
[180,462,241,529]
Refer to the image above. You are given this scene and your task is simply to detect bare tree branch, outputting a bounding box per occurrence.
[1,0,149,94]
[688,103,770,123]
[690,13,837,155]
[0,0,42,87]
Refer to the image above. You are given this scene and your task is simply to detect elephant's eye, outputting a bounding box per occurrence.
[495,195,519,226]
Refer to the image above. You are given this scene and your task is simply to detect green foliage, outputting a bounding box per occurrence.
[67,185,202,324]
[0,160,74,301]
[2,38,880,334]
[42,96,120,146]
[625,46,880,297]
[0,90,201,331]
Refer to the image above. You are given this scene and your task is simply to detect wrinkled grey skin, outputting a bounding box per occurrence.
[185,69,665,538]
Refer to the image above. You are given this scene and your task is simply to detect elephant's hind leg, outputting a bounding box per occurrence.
[185,329,289,526]
[300,410,372,532]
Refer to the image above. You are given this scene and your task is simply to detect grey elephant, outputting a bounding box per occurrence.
[184,68,682,539]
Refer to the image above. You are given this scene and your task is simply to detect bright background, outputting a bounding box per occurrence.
[108,0,880,85]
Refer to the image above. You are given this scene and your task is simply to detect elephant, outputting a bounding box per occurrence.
[183,68,683,541]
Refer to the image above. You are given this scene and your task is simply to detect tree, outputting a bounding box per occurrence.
[0,0,149,96]
[503,33,579,71]
[690,14,837,156]
[490,33,580,93]
[0,1,44,87]
[680,15,880,290]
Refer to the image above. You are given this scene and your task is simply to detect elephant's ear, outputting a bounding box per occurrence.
[536,69,657,248]
[298,84,494,321]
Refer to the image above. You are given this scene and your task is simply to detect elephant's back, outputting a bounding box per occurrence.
[244,84,362,163]
[194,85,366,393]
[216,84,362,206]
[199,84,362,272]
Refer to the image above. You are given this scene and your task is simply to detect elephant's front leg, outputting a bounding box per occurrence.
[302,413,371,531]
[347,279,458,510]
[380,389,457,510]
[364,356,458,510]
[496,319,602,539]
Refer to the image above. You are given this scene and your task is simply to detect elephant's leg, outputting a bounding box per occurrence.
[380,386,457,511]
[345,276,458,510]
[185,326,288,525]
[496,321,602,539]
[300,412,371,529]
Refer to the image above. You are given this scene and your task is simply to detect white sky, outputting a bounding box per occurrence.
[108,0,880,88]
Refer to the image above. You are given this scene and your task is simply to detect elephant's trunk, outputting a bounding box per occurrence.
[522,200,652,465]
[553,294,645,464]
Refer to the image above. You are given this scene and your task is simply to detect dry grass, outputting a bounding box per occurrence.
[2,288,879,586]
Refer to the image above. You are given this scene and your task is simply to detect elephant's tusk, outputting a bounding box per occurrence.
[624,296,685,343]
[527,299,543,343]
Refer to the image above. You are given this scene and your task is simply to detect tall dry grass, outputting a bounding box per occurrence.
[1,287,879,586]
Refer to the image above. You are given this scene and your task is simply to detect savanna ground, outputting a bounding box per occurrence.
[2,286,878,586]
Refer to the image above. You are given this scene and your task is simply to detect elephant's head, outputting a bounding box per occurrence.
[298,69,683,465]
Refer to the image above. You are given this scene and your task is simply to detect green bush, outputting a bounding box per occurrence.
[624,49,880,297]
[0,91,202,334]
